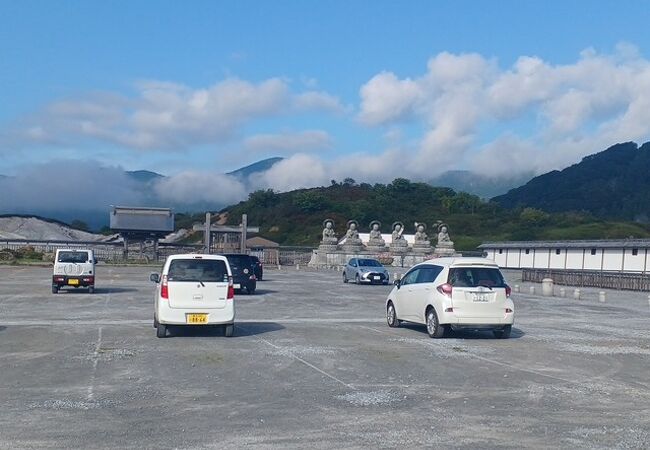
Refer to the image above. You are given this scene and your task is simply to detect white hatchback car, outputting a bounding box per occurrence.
[385,257,514,338]
[151,254,235,338]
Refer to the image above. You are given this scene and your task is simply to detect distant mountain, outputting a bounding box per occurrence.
[429,170,532,198]
[227,157,284,179]
[493,142,650,222]
[126,170,164,183]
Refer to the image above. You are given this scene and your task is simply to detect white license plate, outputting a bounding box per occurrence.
[373,276,380,280]
[472,293,489,302]
[234,283,241,289]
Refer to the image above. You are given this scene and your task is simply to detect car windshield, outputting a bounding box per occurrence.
[167,259,228,282]
[57,251,89,263]
[448,267,506,288]
[358,259,382,267]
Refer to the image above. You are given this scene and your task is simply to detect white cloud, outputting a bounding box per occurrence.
[153,172,247,205]
[3,78,343,151]
[357,45,650,177]
[243,130,332,153]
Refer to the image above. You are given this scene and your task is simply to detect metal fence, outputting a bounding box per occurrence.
[522,268,650,291]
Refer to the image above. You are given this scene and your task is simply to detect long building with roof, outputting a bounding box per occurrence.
[478,240,650,273]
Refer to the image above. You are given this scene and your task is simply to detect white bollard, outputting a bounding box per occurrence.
[296,264,300,271]
[573,288,581,300]
[542,278,554,297]
[529,286,536,295]
[599,291,606,303]
[514,284,520,293]
[277,264,281,271]
[559,288,566,298]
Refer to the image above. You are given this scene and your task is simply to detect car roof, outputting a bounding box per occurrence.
[416,257,499,268]
[167,253,228,261]
[56,249,92,252]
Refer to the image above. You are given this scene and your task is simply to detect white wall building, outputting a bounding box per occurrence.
[479,240,650,273]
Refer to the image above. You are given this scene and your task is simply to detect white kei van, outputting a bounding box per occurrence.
[151,254,235,338]
[52,249,96,294]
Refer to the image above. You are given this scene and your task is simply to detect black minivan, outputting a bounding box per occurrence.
[222,254,257,294]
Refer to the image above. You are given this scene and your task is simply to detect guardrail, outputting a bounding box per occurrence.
[522,268,650,291]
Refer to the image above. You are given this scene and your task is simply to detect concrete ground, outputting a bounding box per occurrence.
[0,265,649,449]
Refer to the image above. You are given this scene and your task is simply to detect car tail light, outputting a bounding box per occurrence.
[437,283,453,297]
[227,276,234,299]
[505,285,512,298]
[161,275,169,299]
[53,276,65,282]
[505,308,513,313]
[82,276,94,283]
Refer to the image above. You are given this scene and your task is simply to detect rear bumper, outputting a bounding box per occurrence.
[232,278,256,291]
[156,299,235,326]
[439,311,514,327]
[52,275,94,287]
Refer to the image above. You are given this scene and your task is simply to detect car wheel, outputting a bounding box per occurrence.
[88,286,95,294]
[355,274,360,284]
[493,325,512,339]
[247,285,256,295]
[52,285,58,294]
[426,308,445,338]
[224,324,234,337]
[386,302,400,328]
[156,324,167,338]
[343,272,348,283]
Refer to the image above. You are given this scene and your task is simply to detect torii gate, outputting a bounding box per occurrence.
[193,213,260,254]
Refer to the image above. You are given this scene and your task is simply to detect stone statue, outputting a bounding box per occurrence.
[414,223,428,243]
[412,222,432,254]
[367,220,386,249]
[342,219,363,251]
[321,219,338,245]
[346,220,360,240]
[391,222,407,245]
[389,221,408,254]
[437,224,453,245]
[434,222,456,256]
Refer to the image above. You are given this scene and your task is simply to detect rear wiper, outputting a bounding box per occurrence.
[478,284,493,290]
[183,278,205,286]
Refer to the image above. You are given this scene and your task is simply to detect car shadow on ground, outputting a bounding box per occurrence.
[168,322,284,338]
[54,287,139,294]
[401,323,525,340]
[0,326,6,333]
[242,289,278,295]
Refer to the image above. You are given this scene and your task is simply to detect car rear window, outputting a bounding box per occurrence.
[57,251,90,263]
[225,255,252,266]
[167,259,228,282]
[448,267,506,288]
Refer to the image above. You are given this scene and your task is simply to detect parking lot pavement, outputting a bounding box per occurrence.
[1,265,649,449]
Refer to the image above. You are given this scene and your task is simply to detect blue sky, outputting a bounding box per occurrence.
[2,0,650,207]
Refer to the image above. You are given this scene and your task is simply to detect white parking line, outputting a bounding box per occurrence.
[86,326,102,401]
[238,324,356,390]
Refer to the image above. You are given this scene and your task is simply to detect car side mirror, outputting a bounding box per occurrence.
[394,279,401,288]
[149,273,160,283]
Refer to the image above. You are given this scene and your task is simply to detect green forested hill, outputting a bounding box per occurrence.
[221,178,650,250]
[493,141,650,221]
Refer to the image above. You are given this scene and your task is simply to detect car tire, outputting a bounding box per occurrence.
[426,308,445,338]
[355,274,360,284]
[88,286,95,294]
[224,324,234,337]
[386,302,400,328]
[247,284,256,295]
[343,272,348,283]
[493,325,512,339]
[156,324,167,338]
[52,285,58,294]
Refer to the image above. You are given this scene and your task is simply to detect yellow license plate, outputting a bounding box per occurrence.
[68,279,79,285]
[187,313,208,324]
